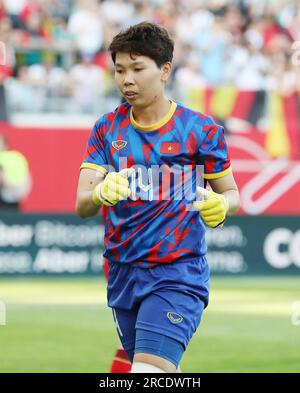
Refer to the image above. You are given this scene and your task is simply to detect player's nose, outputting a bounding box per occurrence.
[123,72,135,86]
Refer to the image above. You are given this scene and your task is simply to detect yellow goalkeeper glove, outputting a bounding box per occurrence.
[92,168,134,207]
[193,187,229,228]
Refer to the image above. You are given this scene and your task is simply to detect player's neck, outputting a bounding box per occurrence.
[131,96,171,127]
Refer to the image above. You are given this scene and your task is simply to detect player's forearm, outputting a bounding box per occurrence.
[76,190,102,218]
[223,189,240,216]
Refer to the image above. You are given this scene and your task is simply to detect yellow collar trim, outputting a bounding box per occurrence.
[130,100,177,131]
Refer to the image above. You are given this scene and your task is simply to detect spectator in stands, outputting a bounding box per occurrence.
[100,0,135,28]
[0,0,298,117]
[2,0,25,28]
[69,53,106,113]
[226,38,269,91]
[0,134,31,211]
[0,79,8,121]
[0,0,6,21]
[174,53,207,102]
[20,1,45,38]
[0,13,14,121]
[68,0,104,57]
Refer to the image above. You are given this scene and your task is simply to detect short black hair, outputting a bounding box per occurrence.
[108,21,174,68]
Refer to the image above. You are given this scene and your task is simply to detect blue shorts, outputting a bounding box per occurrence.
[107,257,210,366]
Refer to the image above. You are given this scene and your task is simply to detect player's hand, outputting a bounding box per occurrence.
[92,168,134,206]
[193,187,229,228]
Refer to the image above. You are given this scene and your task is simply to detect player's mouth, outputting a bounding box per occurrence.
[124,91,138,100]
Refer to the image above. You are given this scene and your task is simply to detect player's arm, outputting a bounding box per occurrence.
[193,172,240,228]
[76,168,105,218]
[194,115,240,227]
[208,172,240,217]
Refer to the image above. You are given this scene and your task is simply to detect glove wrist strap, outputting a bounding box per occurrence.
[93,183,115,207]
[92,184,103,207]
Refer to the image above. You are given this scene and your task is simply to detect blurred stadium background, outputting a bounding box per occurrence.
[0,0,299,373]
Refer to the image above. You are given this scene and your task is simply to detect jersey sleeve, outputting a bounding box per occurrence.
[199,117,231,179]
[80,118,107,175]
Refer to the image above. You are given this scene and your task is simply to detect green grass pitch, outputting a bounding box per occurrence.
[0,276,299,373]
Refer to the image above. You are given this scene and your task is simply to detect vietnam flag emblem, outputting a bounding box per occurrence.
[112,140,127,150]
[160,142,180,154]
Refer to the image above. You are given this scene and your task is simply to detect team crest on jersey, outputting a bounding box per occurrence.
[167,312,184,324]
[112,140,127,150]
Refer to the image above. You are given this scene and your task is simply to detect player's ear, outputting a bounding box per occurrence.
[161,62,172,82]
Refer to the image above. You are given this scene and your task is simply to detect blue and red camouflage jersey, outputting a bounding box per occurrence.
[80,100,231,267]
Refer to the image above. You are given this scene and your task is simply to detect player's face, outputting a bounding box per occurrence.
[114,52,171,107]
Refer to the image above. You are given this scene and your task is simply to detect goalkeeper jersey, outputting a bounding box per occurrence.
[80,100,231,267]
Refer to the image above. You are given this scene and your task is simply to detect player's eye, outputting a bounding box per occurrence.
[115,69,123,73]
[134,68,143,72]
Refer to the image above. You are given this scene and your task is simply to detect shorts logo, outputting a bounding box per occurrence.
[112,140,127,150]
[167,312,183,324]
